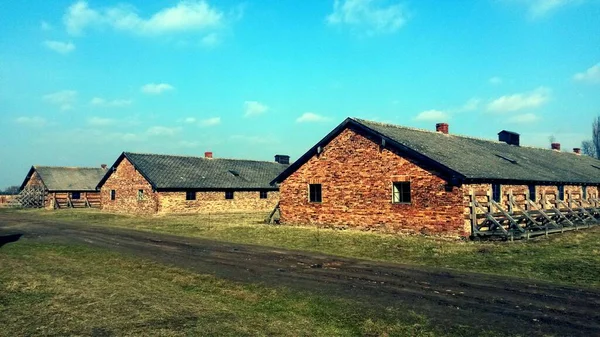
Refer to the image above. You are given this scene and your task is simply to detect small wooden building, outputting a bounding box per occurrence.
[97,152,289,214]
[20,166,107,209]
[271,118,600,238]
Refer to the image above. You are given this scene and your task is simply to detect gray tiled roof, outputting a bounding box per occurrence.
[354,118,600,184]
[123,152,288,190]
[33,166,106,191]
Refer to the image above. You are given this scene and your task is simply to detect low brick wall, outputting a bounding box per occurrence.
[158,191,279,214]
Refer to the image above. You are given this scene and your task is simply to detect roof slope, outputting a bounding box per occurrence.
[22,166,106,191]
[273,118,600,185]
[112,152,288,190]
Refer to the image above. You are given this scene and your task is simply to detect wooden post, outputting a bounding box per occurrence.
[470,190,477,236]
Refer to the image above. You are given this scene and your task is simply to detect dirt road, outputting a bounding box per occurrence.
[1,212,599,336]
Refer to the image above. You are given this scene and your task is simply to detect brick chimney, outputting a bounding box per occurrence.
[551,143,561,151]
[275,155,290,165]
[436,123,449,134]
[101,164,107,169]
[573,148,581,155]
[205,151,213,158]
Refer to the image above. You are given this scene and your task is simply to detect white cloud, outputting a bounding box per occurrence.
[64,0,223,36]
[527,0,578,17]
[489,76,503,85]
[296,112,331,123]
[41,21,53,31]
[15,116,47,127]
[88,117,115,126]
[486,87,550,113]
[90,97,132,107]
[43,90,77,111]
[201,33,219,47]
[178,140,201,148]
[507,113,540,124]
[459,98,481,112]
[326,0,409,35]
[183,117,197,124]
[244,101,269,117]
[146,126,181,136]
[43,40,75,54]
[573,63,600,83]
[414,109,448,121]
[141,83,174,95]
[199,117,221,127]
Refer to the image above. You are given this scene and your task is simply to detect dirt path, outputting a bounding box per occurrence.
[1,212,599,336]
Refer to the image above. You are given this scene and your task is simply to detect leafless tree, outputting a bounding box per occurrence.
[581,115,600,158]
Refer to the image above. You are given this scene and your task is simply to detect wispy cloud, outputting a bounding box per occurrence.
[507,113,540,124]
[90,97,132,107]
[326,0,409,35]
[489,76,503,85]
[507,0,586,18]
[459,98,481,112]
[41,21,53,31]
[141,83,174,95]
[486,87,550,113]
[573,63,600,83]
[64,0,224,36]
[244,101,269,117]
[296,112,331,123]
[15,116,47,127]
[146,126,181,136]
[200,33,219,47]
[88,117,116,126]
[230,134,279,144]
[42,90,77,111]
[414,109,448,121]
[199,117,221,127]
[43,40,75,54]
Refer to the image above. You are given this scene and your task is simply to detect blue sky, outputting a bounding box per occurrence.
[1,0,599,189]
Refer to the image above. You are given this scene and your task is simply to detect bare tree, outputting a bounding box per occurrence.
[593,116,600,158]
[0,186,20,195]
[581,115,600,158]
[582,140,595,157]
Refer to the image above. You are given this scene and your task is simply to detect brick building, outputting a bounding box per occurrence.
[272,118,600,237]
[20,166,107,209]
[97,152,289,214]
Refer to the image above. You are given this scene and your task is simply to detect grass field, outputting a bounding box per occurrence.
[1,240,501,337]
[10,208,600,288]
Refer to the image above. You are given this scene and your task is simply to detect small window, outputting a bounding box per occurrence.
[492,184,501,202]
[260,191,268,199]
[186,191,196,201]
[309,184,322,203]
[110,190,116,200]
[138,189,144,201]
[225,191,234,199]
[528,185,536,202]
[71,192,80,200]
[392,182,411,204]
[558,185,565,201]
[583,186,587,199]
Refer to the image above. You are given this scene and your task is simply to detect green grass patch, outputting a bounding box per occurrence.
[5,208,600,288]
[0,240,503,336]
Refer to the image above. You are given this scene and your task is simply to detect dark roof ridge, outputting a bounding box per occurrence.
[123,151,284,165]
[351,117,574,154]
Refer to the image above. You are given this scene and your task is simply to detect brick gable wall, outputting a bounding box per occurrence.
[279,128,466,235]
[100,158,159,214]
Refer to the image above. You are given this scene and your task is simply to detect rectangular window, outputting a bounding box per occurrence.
[260,191,268,199]
[138,189,144,201]
[309,184,322,203]
[583,186,587,199]
[558,185,565,201]
[225,191,234,199]
[528,185,536,202]
[71,192,80,200]
[392,182,411,204]
[492,184,501,202]
[110,190,116,200]
[186,191,196,201]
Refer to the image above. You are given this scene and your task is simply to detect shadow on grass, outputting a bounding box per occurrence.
[0,233,23,248]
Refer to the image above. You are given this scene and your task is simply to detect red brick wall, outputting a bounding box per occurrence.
[279,128,466,236]
[158,191,279,214]
[100,158,159,214]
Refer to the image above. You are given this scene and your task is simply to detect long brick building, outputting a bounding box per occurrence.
[97,152,289,214]
[271,118,600,237]
[20,166,106,209]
